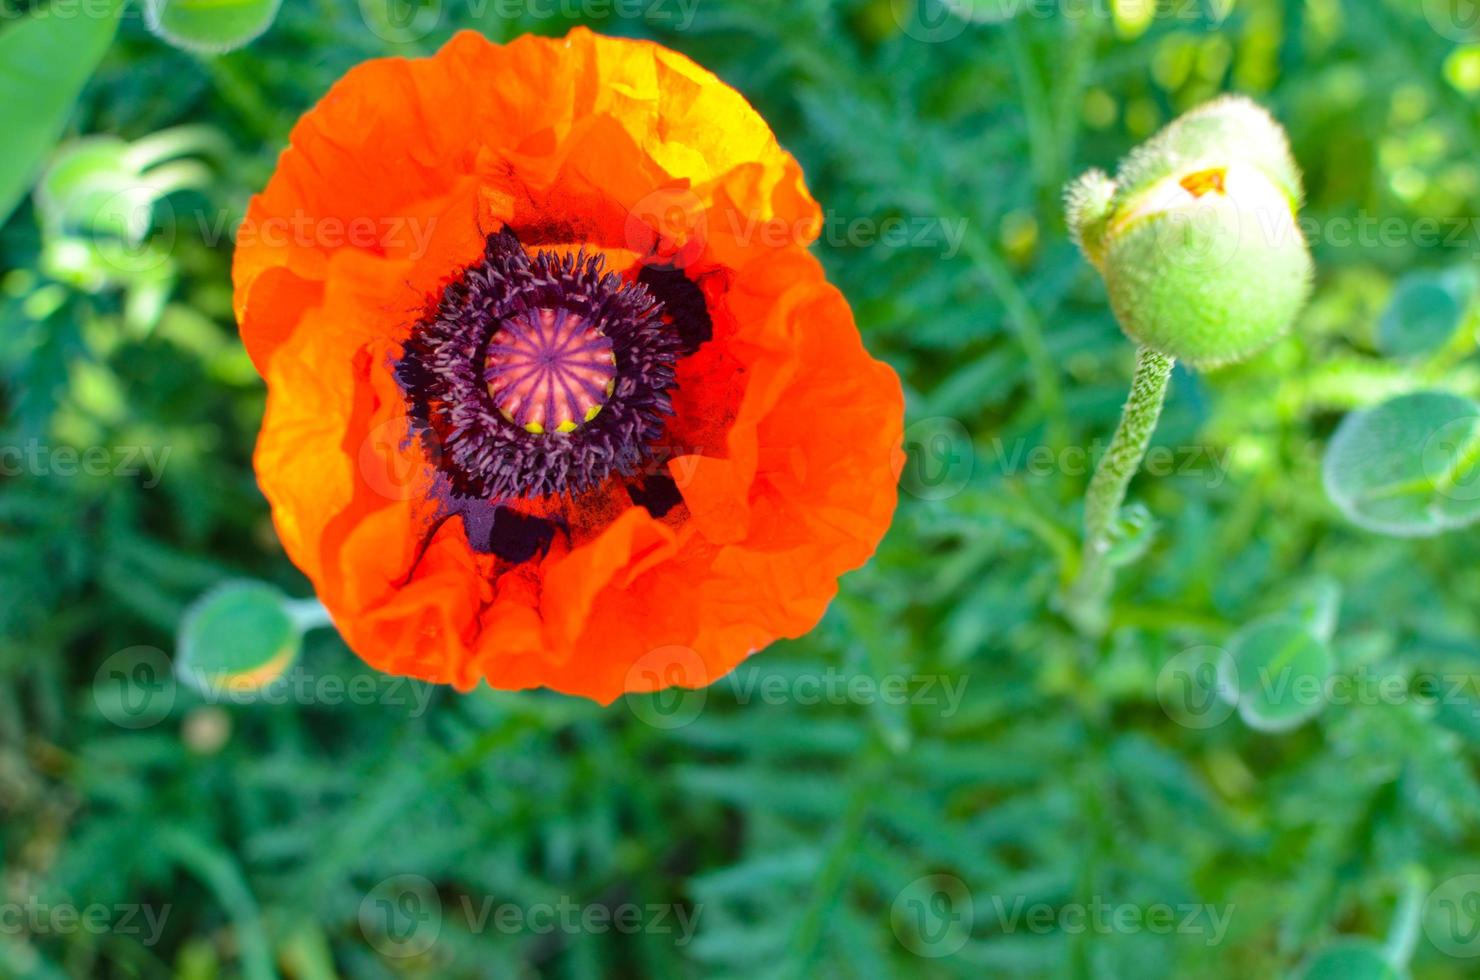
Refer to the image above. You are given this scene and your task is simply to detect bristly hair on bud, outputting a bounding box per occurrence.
[1065,168,1117,271]
[1114,94,1304,209]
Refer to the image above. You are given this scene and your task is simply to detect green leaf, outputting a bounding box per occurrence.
[1376,269,1473,359]
[0,0,123,224]
[1294,940,1405,980]
[34,137,144,239]
[33,134,212,292]
[144,0,283,55]
[1218,617,1334,733]
[1322,391,1480,537]
[34,137,161,290]
[176,581,301,698]
[1284,576,1341,643]
[1103,501,1158,568]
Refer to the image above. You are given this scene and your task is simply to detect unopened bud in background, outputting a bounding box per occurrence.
[1066,95,1314,370]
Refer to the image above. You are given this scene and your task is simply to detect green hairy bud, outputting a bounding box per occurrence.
[1066,95,1314,370]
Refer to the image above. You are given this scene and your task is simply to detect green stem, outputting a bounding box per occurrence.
[141,160,214,199]
[125,125,232,171]
[159,830,276,980]
[1051,15,1099,191]
[1383,865,1429,969]
[1065,346,1175,635]
[1006,21,1056,189]
[284,598,334,633]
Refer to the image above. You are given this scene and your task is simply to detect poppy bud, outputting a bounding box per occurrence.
[1066,95,1314,370]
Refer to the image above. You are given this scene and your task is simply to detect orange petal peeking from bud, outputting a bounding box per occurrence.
[1179,167,1228,198]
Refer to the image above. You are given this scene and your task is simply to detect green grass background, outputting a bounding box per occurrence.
[4,0,1480,976]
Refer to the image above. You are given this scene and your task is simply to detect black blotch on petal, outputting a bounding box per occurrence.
[638,265,712,355]
[458,498,558,563]
[627,473,684,519]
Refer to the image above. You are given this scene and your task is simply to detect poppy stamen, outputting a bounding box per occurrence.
[396,229,684,503]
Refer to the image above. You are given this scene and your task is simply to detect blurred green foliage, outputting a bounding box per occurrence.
[4,0,1480,977]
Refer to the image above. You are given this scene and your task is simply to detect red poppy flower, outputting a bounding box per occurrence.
[232,28,903,703]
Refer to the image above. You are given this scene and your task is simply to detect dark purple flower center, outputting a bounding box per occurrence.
[396,229,710,519]
[394,229,714,563]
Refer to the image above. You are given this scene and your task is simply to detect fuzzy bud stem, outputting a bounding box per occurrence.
[1064,346,1175,636]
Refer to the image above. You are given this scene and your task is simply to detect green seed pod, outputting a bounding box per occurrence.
[1066,96,1314,370]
